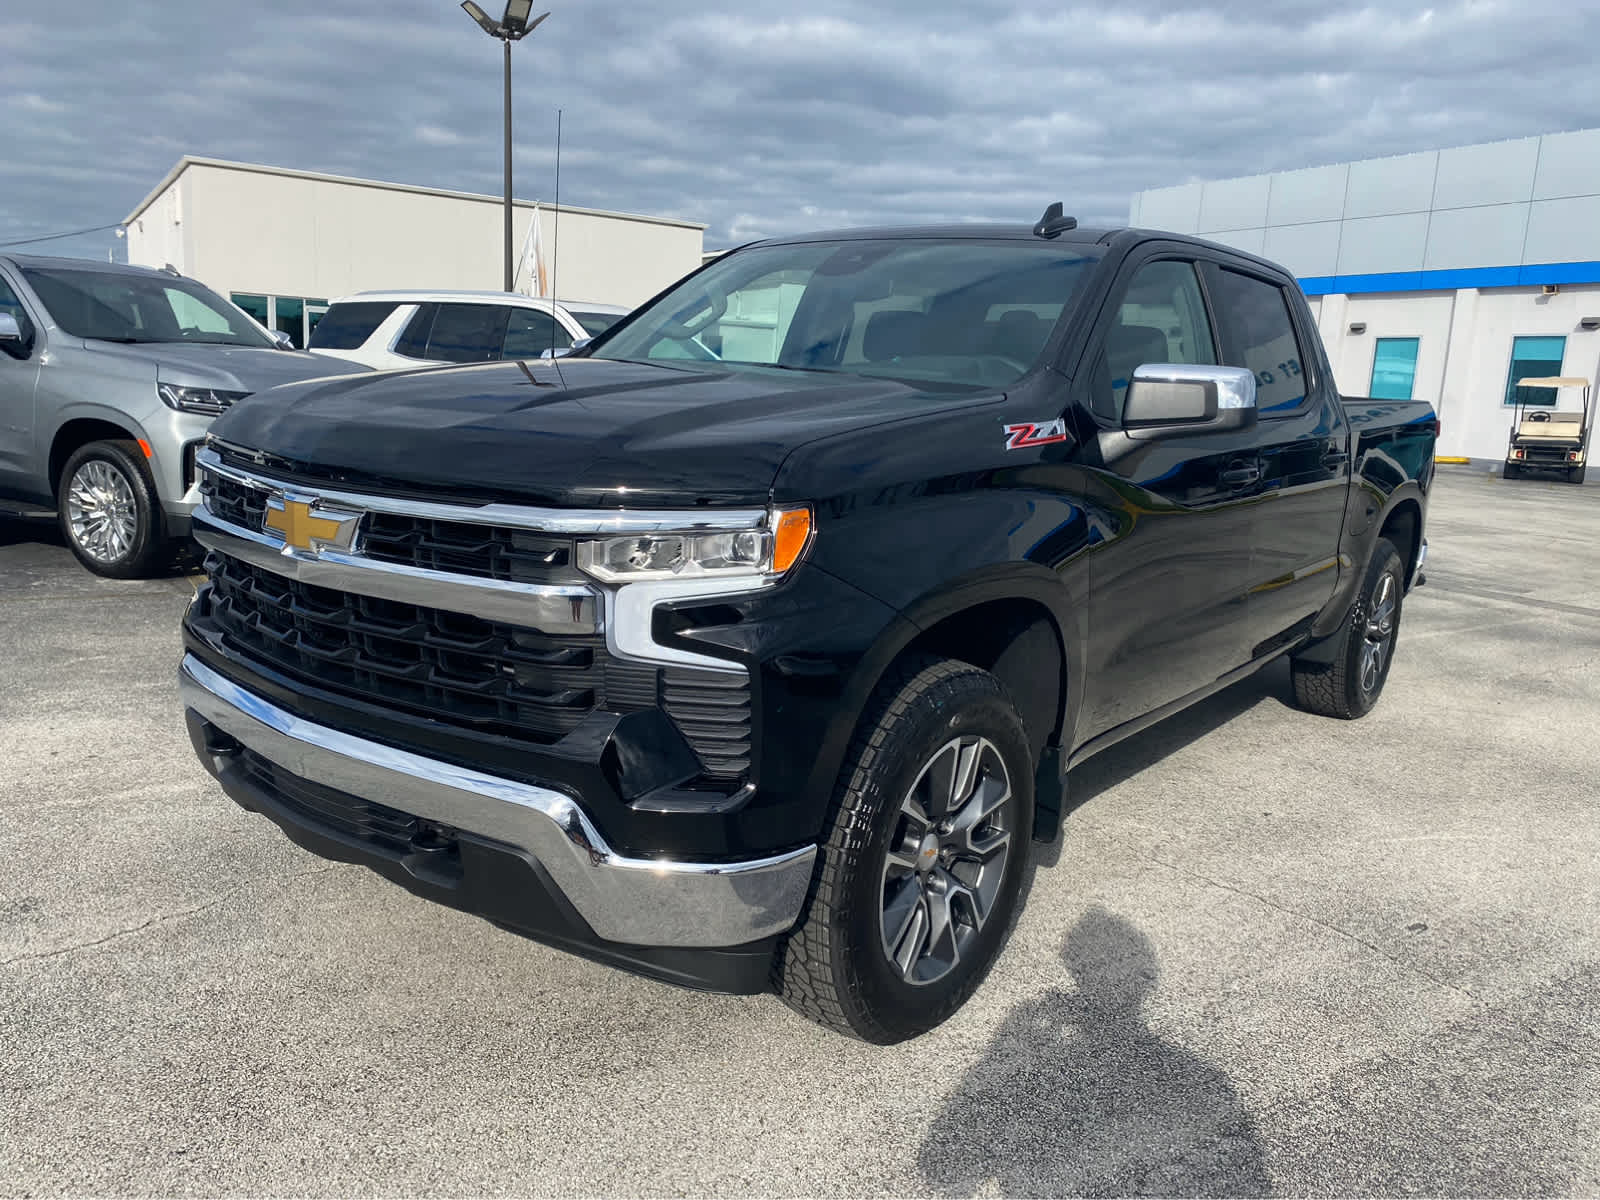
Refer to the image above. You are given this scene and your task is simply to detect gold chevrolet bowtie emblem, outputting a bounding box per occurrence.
[263,496,360,555]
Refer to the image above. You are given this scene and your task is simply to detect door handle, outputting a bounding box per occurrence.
[1322,449,1349,468]
[1221,464,1261,487]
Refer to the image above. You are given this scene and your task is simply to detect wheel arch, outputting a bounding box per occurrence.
[802,564,1082,845]
[1378,496,1424,589]
[49,416,148,495]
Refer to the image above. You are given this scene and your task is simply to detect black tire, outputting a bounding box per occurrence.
[1502,463,1521,480]
[56,439,170,579]
[1290,538,1404,720]
[1572,465,1587,485]
[774,656,1034,1043]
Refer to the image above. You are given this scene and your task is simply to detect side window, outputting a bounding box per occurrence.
[0,273,30,328]
[501,309,570,359]
[307,301,398,351]
[394,304,437,359]
[1089,260,1216,423]
[424,304,510,363]
[1209,268,1308,415]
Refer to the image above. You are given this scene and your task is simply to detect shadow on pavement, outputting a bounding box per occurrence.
[1069,660,1292,808]
[918,907,1272,1197]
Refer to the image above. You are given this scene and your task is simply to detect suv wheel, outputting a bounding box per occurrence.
[58,440,169,579]
[1290,537,1404,720]
[775,657,1033,1042]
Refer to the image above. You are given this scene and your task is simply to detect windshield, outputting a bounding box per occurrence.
[591,238,1101,389]
[568,309,625,337]
[22,266,275,347]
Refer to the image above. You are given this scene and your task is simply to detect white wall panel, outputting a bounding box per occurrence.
[1263,221,1341,278]
[1423,204,1529,271]
[1532,128,1600,200]
[1266,164,1348,226]
[1134,183,1203,233]
[1523,196,1600,265]
[1336,213,1429,276]
[1344,151,1437,219]
[1198,175,1270,233]
[1432,137,1540,209]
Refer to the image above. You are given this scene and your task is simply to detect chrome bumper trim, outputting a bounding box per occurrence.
[198,446,768,534]
[192,507,601,635]
[180,654,815,947]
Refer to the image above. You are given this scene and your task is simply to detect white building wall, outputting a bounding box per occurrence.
[1132,129,1600,469]
[1315,285,1600,460]
[126,160,703,310]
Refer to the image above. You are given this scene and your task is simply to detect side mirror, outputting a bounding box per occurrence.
[540,338,590,360]
[269,329,295,350]
[0,312,32,359]
[1123,363,1257,437]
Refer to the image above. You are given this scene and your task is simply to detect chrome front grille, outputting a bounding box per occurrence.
[192,447,754,780]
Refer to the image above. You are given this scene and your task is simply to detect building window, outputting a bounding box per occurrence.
[230,292,329,349]
[1370,337,1420,401]
[232,293,268,327]
[1505,336,1567,406]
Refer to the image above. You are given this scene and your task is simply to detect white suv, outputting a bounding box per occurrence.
[307,291,629,369]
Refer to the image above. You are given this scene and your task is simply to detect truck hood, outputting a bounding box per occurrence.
[84,339,370,392]
[210,357,998,507]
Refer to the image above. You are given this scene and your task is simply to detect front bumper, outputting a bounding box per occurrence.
[180,653,816,986]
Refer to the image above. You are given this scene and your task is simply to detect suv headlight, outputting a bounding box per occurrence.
[158,383,251,416]
[576,507,812,583]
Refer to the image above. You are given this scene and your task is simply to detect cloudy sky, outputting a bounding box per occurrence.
[4,0,1597,261]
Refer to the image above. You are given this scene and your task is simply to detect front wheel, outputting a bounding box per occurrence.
[57,440,170,579]
[1290,537,1404,720]
[775,657,1034,1043]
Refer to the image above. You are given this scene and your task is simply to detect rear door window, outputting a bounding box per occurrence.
[1207,268,1309,415]
[425,304,511,363]
[308,301,399,350]
[502,308,571,359]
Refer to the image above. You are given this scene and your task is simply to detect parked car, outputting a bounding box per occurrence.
[306,291,630,369]
[0,254,370,577]
[179,211,1436,1041]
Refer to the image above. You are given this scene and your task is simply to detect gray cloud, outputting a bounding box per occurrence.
[3,0,1597,262]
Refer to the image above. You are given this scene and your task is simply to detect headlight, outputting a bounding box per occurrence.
[576,507,813,582]
[158,383,251,416]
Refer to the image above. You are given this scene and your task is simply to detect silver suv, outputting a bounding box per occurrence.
[0,254,369,577]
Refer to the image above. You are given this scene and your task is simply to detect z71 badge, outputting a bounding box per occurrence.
[1003,419,1068,450]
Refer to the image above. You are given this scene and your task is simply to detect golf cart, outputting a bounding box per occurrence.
[1504,376,1593,483]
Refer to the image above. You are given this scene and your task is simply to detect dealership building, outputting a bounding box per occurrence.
[122,156,705,348]
[1130,128,1600,465]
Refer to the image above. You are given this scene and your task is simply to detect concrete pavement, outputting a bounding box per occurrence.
[2,471,1598,1196]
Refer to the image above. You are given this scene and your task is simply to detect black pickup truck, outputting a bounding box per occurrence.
[179,212,1435,1042]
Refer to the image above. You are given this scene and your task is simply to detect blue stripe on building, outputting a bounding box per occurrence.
[1298,261,1600,296]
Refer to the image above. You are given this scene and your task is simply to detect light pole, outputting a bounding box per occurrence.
[461,1,550,291]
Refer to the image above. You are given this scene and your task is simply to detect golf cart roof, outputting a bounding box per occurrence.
[1516,376,1590,389]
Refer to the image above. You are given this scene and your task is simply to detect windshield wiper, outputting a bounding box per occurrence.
[93,336,159,344]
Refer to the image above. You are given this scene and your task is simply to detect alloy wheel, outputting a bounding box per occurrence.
[66,460,138,564]
[1360,572,1398,693]
[879,736,1013,986]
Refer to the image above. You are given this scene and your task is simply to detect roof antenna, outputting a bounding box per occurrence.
[549,107,563,372]
[1033,202,1078,239]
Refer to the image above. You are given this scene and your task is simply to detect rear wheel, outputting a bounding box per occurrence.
[1503,462,1522,480]
[57,440,170,579]
[775,657,1033,1043]
[1291,538,1404,720]
[1572,464,1587,485]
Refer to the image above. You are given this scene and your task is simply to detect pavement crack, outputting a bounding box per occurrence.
[0,863,344,969]
[1144,855,1482,1002]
